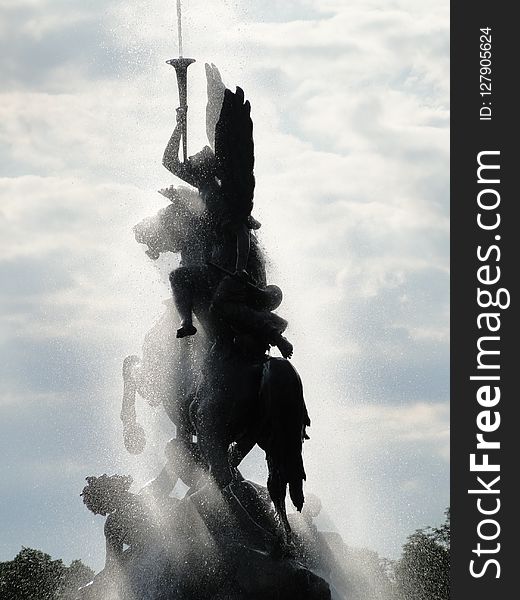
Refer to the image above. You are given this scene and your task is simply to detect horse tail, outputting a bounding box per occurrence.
[261,358,310,524]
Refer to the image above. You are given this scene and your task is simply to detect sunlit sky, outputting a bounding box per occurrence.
[0,0,449,571]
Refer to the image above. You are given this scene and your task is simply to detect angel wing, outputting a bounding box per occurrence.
[205,63,226,149]
[214,85,255,224]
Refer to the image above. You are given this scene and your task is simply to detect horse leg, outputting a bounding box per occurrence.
[226,436,257,483]
[170,267,197,338]
[194,406,233,488]
[139,462,176,497]
[140,436,207,497]
[228,436,256,468]
[202,436,233,488]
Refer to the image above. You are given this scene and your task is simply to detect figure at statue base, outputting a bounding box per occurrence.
[78,475,331,600]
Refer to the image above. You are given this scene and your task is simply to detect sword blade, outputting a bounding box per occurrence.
[177,0,183,57]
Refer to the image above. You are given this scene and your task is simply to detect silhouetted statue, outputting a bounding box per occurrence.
[99,61,332,600]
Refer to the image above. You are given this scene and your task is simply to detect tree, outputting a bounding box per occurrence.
[59,559,95,600]
[0,548,94,600]
[394,509,450,600]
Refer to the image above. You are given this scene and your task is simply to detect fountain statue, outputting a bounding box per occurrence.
[77,5,332,599]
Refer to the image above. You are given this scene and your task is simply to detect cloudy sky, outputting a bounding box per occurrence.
[0,0,449,571]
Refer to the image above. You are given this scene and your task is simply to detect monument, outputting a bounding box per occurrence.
[78,4,332,598]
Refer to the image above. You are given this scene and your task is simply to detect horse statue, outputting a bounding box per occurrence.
[121,64,310,534]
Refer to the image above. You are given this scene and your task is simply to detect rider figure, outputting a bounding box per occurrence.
[163,108,293,358]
